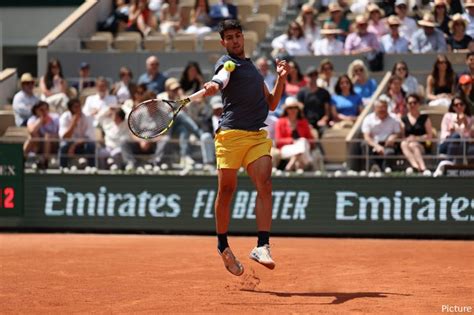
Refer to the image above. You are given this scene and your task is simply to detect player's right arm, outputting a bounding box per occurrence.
[203,66,231,96]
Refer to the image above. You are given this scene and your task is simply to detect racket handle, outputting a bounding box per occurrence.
[188,89,206,102]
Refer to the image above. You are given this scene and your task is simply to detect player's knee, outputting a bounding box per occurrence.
[219,182,237,195]
[256,176,272,194]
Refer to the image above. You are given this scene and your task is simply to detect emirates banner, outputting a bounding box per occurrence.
[0,174,472,237]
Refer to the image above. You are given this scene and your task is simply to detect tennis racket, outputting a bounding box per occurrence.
[128,89,206,139]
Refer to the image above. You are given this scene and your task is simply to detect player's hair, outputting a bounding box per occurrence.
[466,52,474,59]
[217,19,242,39]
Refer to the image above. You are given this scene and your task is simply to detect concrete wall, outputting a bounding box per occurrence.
[0,7,77,47]
[0,69,18,105]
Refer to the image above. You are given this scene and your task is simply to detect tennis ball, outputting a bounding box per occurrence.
[224,60,236,72]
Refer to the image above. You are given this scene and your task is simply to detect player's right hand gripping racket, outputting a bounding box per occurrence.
[128,89,206,139]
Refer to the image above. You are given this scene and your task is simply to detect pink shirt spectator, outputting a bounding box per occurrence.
[344,31,380,54]
[368,20,388,40]
[440,112,473,140]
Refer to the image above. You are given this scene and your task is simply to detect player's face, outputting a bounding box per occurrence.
[221,29,245,58]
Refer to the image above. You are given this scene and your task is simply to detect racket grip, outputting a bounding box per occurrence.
[188,89,206,102]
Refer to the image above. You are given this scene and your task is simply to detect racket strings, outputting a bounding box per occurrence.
[128,100,174,138]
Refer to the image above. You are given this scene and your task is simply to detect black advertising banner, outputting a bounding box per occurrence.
[0,144,24,217]
[0,174,473,237]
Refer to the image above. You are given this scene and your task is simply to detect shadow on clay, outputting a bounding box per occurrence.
[239,289,411,305]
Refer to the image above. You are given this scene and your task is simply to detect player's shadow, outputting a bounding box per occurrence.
[240,289,411,305]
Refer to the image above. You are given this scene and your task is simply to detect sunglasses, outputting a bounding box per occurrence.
[322,66,333,71]
[453,102,465,107]
[438,61,447,64]
[396,67,407,71]
[407,101,418,105]
[354,68,364,73]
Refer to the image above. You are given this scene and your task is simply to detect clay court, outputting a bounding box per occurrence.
[1,234,473,314]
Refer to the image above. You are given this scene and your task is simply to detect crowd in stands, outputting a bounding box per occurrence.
[269,0,474,58]
[6,0,474,174]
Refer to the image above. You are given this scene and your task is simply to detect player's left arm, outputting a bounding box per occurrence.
[264,59,289,111]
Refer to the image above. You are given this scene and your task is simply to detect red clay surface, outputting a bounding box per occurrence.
[0,234,473,314]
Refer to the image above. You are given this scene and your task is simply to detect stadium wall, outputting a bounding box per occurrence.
[1,173,473,237]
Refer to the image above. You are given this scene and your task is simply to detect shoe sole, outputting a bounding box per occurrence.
[225,265,244,276]
[249,254,275,270]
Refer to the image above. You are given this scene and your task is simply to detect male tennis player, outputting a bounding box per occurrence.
[203,19,289,276]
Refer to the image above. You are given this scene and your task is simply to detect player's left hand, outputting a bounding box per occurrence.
[275,59,289,79]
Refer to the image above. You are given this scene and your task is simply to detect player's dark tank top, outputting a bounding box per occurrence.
[214,54,269,131]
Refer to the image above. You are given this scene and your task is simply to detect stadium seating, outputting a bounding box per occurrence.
[172,34,198,52]
[0,110,15,136]
[242,13,271,42]
[143,35,168,52]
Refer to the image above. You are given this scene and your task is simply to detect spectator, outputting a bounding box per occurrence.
[313,22,344,56]
[256,57,276,91]
[12,73,39,126]
[344,15,381,55]
[326,2,350,38]
[97,107,130,168]
[367,3,388,40]
[361,97,401,171]
[297,66,331,136]
[274,97,315,172]
[160,0,184,37]
[208,95,223,134]
[439,96,473,163]
[98,0,129,34]
[184,0,212,38]
[394,0,418,40]
[297,4,320,45]
[317,59,338,94]
[122,90,170,167]
[433,0,451,36]
[271,21,311,57]
[400,94,433,173]
[463,0,474,38]
[127,0,157,36]
[391,61,419,95]
[160,78,214,168]
[179,61,204,94]
[331,74,363,125]
[385,75,407,118]
[208,0,237,29]
[380,15,410,53]
[59,98,96,168]
[348,59,377,104]
[24,101,59,168]
[458,74,474,112]
[447,14,472,52]
[411,13,447,53]
[71,62,95,95]
[111,66,136,104]
[122,83,147,115]
[284,60,307,98]
[138,56,168,94]
[39,58,69,114]
[426,54,456,106]
[82,77,119,122]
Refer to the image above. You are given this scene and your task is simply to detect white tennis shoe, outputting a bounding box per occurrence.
[249,244,275,270]
[219,247,244,276]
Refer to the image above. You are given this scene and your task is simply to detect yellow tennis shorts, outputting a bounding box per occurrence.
[215,129,272,169]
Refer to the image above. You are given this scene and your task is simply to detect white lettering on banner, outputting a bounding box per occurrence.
[44,186,181,217]
[192,190,309,220]
[335,191,474,221]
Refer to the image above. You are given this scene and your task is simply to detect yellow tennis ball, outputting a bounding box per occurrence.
[224,60,236,72]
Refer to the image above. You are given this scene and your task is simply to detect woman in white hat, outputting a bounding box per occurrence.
[297,4,320,44]
[274,97,315,172]
[367,3,388,40]
[313,22,344,56]
[447,13,472,52]
[433,0,451,36]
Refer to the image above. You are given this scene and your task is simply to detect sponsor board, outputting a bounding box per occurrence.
[0,174,472,236]
[0,144,24,217]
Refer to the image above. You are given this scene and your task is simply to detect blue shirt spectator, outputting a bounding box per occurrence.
[354,79,377,100]
[411,13,447,53]
[331,94,362,116]
[137,56,168,94]
[380,15,409,53]
[209,0,238,28]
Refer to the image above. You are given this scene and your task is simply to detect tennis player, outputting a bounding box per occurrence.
[203,19,289,276]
